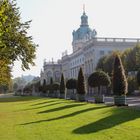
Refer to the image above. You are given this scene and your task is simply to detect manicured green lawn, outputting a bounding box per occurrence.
[0,96,140,140]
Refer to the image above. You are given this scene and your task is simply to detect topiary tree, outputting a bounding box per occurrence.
[59,73,65,98]
[88,70,111,103]
[112,54,128,106]
[112,54,128,95]
[137,69,140,87]
[66,78,77,93]
[52,83,60,91]
[88,71,111,94]
[49,77,54,94]
[66,78,77,99]
[52,82,60,98]
[42,79,46,93]
[77,67,86,101]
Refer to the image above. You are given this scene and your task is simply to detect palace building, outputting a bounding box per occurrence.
[40,8,140,85]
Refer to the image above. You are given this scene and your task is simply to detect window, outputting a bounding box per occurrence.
[108,51,112,54]
[100,50,105,55]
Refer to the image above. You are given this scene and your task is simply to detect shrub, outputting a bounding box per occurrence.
[77,67,86,95]
[88,71,111,94]
[52,83,60,91]
[60,73,65,94]
[112,54,128,95]
[42,79,46,93]
[66,79,77,89]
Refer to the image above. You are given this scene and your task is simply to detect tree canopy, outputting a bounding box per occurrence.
[97,44,140,75]
[88,71,111,95]
[88,71,111,88]
[0,0,37,87]
[66,79,77,90]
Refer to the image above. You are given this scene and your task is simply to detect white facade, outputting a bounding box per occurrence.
[40,10,140,84]
[40,60,62,85]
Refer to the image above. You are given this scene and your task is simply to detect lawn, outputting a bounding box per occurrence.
[0,96,140,140]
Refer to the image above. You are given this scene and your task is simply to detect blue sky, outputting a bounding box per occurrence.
[12,0,140,78]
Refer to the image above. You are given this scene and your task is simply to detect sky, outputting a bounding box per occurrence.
[12,0,140,78]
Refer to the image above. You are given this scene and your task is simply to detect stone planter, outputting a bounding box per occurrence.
[94,94,104,103]
[49,93,54,98]
[114,95,127,106]
[65,92,71,99]
[70,93,76,100]
[76,94,85,102]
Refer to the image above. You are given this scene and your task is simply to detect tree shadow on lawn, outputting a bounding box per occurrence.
[20,105,109,125]
[37,103,86,114]
[20,101,68,111]
[73,107,140,134]
[30,99,63,106]
[41,105,110,122]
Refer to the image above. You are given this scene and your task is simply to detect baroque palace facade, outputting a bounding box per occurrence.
[40,9,140,85]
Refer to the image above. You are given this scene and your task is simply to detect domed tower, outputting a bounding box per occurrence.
[72,6,97,52]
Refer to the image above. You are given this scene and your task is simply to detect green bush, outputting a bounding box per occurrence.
[60,73,65,94]
[128,77,139,94]
[88,71,111,94]
[77,67,86,95]
[52,83,60,91]
[112,55,128,95]
[66,79,77,90]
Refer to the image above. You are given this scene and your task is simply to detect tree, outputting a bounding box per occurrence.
[88,71,111,95]
[49,77,53,93]
[137,69,140,87]
[42,79,46,93]
[59,73,65,94]
[112,54,128,96]
[77,67,86,95]
[52,83,60,91]
[128,76,139,94]
[96,56,107,72]
[0,59,11,86]
[77,67,86,101]
[0,0,36,86]
[96,52,120,76]
[66,79,77,92]
[122,44,140,72]
[0,0,36,69]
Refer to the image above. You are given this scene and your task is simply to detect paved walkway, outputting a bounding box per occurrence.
[1,93,140,107]
[0,93,15,98]
[87,96,140,107]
